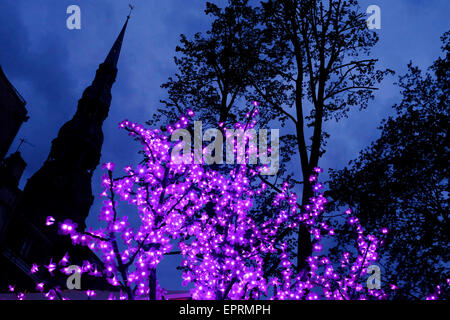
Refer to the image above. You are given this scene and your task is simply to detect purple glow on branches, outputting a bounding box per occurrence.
[12,111,446,300]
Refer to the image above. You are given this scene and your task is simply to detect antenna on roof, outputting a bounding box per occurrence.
[15,138,35,153]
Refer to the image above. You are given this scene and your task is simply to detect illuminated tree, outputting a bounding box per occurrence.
[9,111,444,300]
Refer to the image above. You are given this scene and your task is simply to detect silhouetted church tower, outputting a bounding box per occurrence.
[0,16,131,290]
[23,17,130,230]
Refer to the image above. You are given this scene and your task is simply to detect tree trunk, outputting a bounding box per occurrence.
[149,268,157,300]
[297,180,313,272]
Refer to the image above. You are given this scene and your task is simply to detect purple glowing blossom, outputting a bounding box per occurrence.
[30,264,39,274]
[46,216,55,226]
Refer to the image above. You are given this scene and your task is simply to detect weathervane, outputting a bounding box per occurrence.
[128,4,135,19]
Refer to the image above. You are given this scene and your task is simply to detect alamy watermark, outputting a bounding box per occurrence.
[367,5,381,30]
[66,4,380,31]
[367,264,382,289]
[66,5,81,30]
[171,121,280,175]
[64,263,382,291]
[66,265,82,290]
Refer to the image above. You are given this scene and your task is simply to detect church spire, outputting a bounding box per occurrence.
[104,16,130,68]
[17,13,133,230]
[79,12,132,109]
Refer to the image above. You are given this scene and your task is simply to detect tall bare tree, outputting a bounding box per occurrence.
[256,0,393,271]
[153,0,392,274]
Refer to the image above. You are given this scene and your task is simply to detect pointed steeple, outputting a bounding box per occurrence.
[79,13,132,109]
[17,12,133,231]
[104,16,130,68]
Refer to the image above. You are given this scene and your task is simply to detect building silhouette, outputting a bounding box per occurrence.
[0,16,130,293]
[0,66,28,162]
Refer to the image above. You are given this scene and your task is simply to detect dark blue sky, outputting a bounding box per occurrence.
[0,0,448,291]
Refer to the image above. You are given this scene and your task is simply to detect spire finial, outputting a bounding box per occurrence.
[128,4,135,19]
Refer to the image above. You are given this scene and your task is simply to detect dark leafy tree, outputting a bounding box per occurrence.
[327,31,449,299]
[151,0,266,128]
[149,1,296,278]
